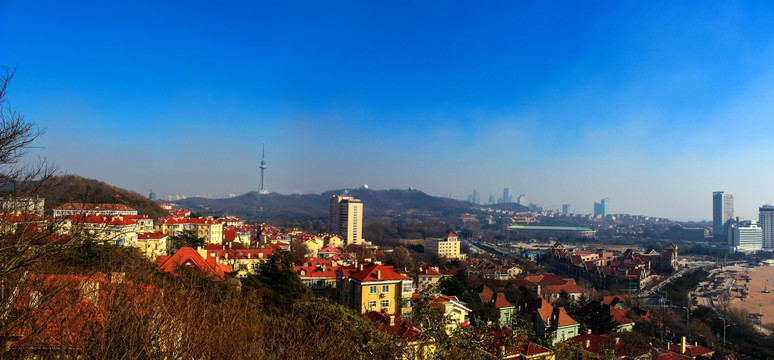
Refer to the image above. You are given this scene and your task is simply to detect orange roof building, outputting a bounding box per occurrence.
[157,247,232,280]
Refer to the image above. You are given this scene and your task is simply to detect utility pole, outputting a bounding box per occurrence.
[720,317,729,349]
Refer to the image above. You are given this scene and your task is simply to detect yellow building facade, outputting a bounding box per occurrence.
[337,263,414,316]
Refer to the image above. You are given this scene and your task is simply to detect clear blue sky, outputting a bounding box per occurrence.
[3,1,774,220]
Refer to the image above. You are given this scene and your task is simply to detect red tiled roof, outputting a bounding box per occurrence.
[551,307,578,328]
[137,232,166,240]
[666,344,713,357]
[157,247,231,280]
[55,203,136,212]
[418,266,442,276]
[492,293,514,309]
[364,312,420,341]
[658,353,685,360]
[294,265,339,279]
[346,264,410,282]
[161,216,221,225]
[60,214,137,226]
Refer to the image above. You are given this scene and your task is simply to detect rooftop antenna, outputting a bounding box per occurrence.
[258,141,269,195]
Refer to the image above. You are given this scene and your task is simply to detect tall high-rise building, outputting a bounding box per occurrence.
[759,205,774,249]
[329,195,363,246]
[712,191,734,240]
[517,194,526,206]
[502,188,512,203]
[258,142,269,195]
[488,195,496,205]
[562,204,571,214]
[593,198,610,216]
[466,189,480,204]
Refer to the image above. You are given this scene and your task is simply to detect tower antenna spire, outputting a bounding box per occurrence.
[258,141,269,195]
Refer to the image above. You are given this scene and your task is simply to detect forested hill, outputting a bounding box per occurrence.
[38,175,167,219]
[174,188,529,223]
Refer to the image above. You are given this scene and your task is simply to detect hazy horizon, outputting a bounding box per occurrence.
[4,1,774,221]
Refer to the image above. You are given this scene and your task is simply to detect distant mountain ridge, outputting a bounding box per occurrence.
[174,188,529,223]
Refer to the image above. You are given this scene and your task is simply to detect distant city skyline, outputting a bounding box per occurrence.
[4,2,774,221]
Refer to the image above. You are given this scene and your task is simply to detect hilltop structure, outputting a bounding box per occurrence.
[258,142,269,195]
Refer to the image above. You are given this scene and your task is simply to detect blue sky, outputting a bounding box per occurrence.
[3,1,774,220]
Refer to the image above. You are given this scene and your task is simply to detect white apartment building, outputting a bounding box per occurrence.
[329,195,363,246]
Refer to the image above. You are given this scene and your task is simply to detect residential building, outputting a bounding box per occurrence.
[479,286,515,328]
[567,331,650,359]
[53,203,138,217]
[329,195,363,246]
[562,203,570,214]
[1,196,45,216]
[136,232,168,260]
[294,263,338,299]
[364,312,435,360]
[479,329,554,360]
[57,215,139,246]
[200,244,275,277]
[759,204,774,250]
[522,299,580,345]
[713,191,734,240]
[728,220,763,253]
[424,232,466,260]
[337,263,414,316]
[430,295,471,332]
[663,337,714,359]
[156,217,223,245]
[157,247,232,280]
[416,265,445,290]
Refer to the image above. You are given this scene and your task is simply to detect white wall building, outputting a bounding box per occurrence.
[728,220,763,253]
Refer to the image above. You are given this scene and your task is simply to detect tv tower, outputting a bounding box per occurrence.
[258,141,269,194]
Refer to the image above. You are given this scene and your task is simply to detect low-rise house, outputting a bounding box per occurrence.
[416,266,445,291]
[57,215,139,246]
[337,263,414,316]
[566,331,650,359]
[479,285,515,328]
[576,301,634,333]
[157,246,232,280]
[478,329,555,360]
[429,295,471,331]
[663,337,714,359]
[53,203,138,217]
[364,311,435,360]
[294,263,338,299]
[157,217,223,244]
[136,232,168,260]
[200,244,275,277]
[523,299,580,345]
[318,245,342,259]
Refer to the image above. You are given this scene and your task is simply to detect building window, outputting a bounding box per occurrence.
[368,300,377,310]
[402,281,413,293]
[381,299,390,310]
[369,285,377,294]
[381,285,390,293]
